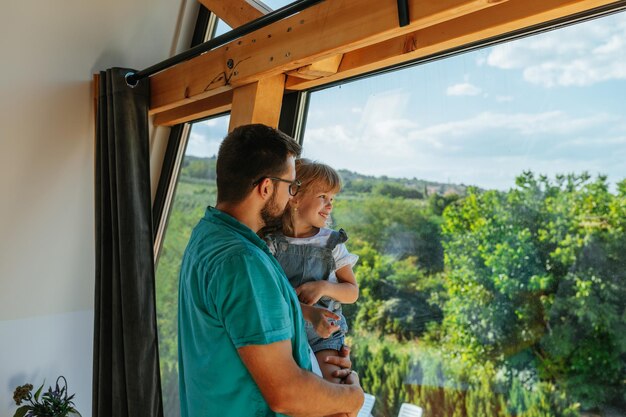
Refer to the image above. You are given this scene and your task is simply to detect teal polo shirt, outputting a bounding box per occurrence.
[178,206,312,417]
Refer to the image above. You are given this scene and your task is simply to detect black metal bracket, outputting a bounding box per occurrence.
[397,0,410,27]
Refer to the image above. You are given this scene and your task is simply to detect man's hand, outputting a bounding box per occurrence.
[309,306,341,338]
[344,371,363,417]
[296,281,328,305]
[325,370,363,417]
[342,370,360,386]
[335,370,363,417]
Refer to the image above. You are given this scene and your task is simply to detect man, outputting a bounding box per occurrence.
[178,124,364,417]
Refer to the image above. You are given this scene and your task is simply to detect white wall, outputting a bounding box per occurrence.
[0,0,198,414]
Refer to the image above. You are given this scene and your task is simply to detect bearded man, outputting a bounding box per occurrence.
[178,124,364,417]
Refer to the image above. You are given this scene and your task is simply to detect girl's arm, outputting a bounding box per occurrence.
[300,303,341,338]
[329,265,359,303]
[296,265,359,305]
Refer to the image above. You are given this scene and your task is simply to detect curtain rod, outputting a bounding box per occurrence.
[125,0,325,87]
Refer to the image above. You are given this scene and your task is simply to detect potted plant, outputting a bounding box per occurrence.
[12,376,81,417]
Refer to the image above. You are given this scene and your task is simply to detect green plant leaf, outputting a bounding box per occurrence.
[34,382,44,401]
[69,408,83,417]
[13,405,30,417]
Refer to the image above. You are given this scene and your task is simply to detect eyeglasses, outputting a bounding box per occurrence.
[253,176,302,196]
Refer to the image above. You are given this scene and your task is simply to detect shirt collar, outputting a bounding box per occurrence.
[203,206,270,253]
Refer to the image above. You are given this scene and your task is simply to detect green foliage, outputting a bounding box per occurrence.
[155,180,214,371]
[333,196,444,271]
[372,182,423,199]
[428,192,461,216]
[345,242,443,341]
[339,169,467,197]
[351,335,411,417]
[440,172,626,410]
[179,156,216,181]
[155,165,626,417]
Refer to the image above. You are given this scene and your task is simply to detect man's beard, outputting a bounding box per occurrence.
[260,189,284,230]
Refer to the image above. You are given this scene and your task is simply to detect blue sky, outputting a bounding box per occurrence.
[191,8,626,191]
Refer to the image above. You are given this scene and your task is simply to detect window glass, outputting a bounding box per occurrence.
[303,12,626,417]
[213,1,298,37]
[156,114,230,417]
[214,19,231,37]
[262,0,297,9]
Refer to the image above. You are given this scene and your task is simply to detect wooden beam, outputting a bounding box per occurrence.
[151,0,271,125]
[228,74,286,132]
[286,54,344,80]
[150,0,505,114]
[153,90,233,126]
[198,0,266,28]
[285,0,620,91]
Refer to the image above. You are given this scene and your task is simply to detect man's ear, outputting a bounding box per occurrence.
[257,177,274,200]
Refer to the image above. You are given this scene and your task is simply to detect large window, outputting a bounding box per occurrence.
[156,115,230,417]
[303,11,626,417]
[155,9,626,417]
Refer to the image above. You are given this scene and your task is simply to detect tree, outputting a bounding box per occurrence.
[333,196,444,271]
[440,172,626,411]
[373,182,423,199]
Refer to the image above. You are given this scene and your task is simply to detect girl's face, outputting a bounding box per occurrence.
[293,188,336,230]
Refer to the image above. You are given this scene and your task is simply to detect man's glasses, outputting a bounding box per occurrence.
[253,176,302,196]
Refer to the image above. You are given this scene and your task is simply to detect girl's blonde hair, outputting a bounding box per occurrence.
[282,158,342,235]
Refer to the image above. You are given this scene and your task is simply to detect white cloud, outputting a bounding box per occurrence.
[409,111,613,144]
[185,116,229,157]
[496,95,513,102]
[446,82,482,96]
[304,91,420,167]
[199,119,220,127]
[302,110,625,190]
[486,13,626,87]
[186,132,221,157]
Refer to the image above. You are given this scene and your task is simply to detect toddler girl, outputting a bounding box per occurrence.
[266,158,359,383]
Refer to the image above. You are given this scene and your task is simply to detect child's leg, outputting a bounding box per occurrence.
[315,349,342,384]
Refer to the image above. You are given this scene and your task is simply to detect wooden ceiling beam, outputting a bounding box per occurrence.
[153,90,233,126]
[286,54,344,80]
[198,0,268,28]
[149,0,505,115]
[285,0,620,91]
[228,74,286,131]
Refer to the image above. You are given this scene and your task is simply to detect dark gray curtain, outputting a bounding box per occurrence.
[93,68,163,417]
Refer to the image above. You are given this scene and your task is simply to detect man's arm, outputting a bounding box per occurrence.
[238,340,364,417]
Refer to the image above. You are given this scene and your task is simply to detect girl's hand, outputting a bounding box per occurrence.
[296,281,328,305]
[309,306,340,338]
[329,345,353,380]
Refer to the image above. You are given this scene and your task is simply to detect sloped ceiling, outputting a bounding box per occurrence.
[0,0,198,319]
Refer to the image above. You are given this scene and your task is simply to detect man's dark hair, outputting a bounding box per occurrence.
[216,124,302,203]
